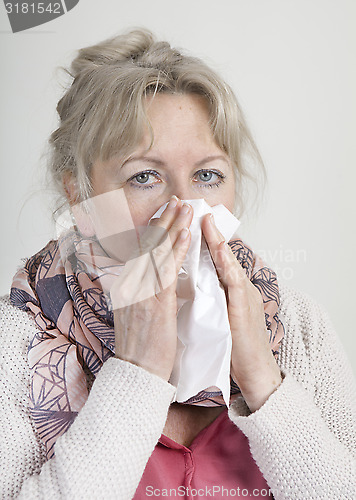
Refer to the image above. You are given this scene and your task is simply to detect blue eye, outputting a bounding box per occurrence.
[194,169,225,188]
[135,173,150,184]
[128,170,160,189]
[198,171,213,182]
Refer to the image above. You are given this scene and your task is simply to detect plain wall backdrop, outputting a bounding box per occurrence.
[1,0,355,372]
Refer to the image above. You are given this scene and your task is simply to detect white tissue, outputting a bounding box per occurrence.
[151,199,241,406]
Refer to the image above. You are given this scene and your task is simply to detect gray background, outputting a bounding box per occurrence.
[0,0,355,372]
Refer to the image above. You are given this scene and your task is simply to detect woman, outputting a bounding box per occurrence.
[1,29,355,499]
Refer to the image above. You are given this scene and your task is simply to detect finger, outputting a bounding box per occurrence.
[151,195,182,227]
[152,226,191,291]
[201,213,225,264]
[150,201,192,266]
[141,197,193,255]
[150,201,193,282]
[167,202,193,244]
[202,214,246,288]
[217,241,247,289]
[142,196,183,247]
[160,203,193,279]
[170,226,192,276]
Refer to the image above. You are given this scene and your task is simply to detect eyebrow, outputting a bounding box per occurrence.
[194,155,229,167]
[122,156,164,168]
[121,155,229,169]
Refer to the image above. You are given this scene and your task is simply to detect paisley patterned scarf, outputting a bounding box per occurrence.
[10,229,284,459]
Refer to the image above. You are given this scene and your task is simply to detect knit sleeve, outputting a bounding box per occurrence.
[228,286,356,500]
[0,297,175,499]
[18,358,175,500]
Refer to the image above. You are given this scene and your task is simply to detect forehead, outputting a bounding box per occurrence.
[145,93,210,126]
[142,93,218,151]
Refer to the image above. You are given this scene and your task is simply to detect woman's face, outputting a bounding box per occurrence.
[90,93,236,229]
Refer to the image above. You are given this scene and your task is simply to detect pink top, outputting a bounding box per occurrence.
[134,409,272,499]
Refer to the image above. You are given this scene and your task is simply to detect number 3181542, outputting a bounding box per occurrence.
[5,3,62,14]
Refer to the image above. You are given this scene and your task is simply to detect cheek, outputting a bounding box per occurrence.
[224,173,236,212]
[129,205,151,228]
[124,190,164,229]
[209,177,236,213]
[225,185,236,213]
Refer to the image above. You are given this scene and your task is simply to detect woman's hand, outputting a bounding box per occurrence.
[110,197,192,382]
[202,214,282,412]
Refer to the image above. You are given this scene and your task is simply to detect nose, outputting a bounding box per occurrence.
[167,181,200,203]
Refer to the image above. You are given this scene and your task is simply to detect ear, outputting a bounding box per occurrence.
[62,171,79,206]
[62,171,95,237]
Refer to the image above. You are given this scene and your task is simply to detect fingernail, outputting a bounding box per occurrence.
[180,203,191,215]
[167,195,179,210]
[179,227,190,241]
[209,213,215,224]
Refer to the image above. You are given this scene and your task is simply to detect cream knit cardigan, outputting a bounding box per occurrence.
[0,285,355,500]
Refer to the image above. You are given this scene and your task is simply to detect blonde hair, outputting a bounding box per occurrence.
[49,28,265,217]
